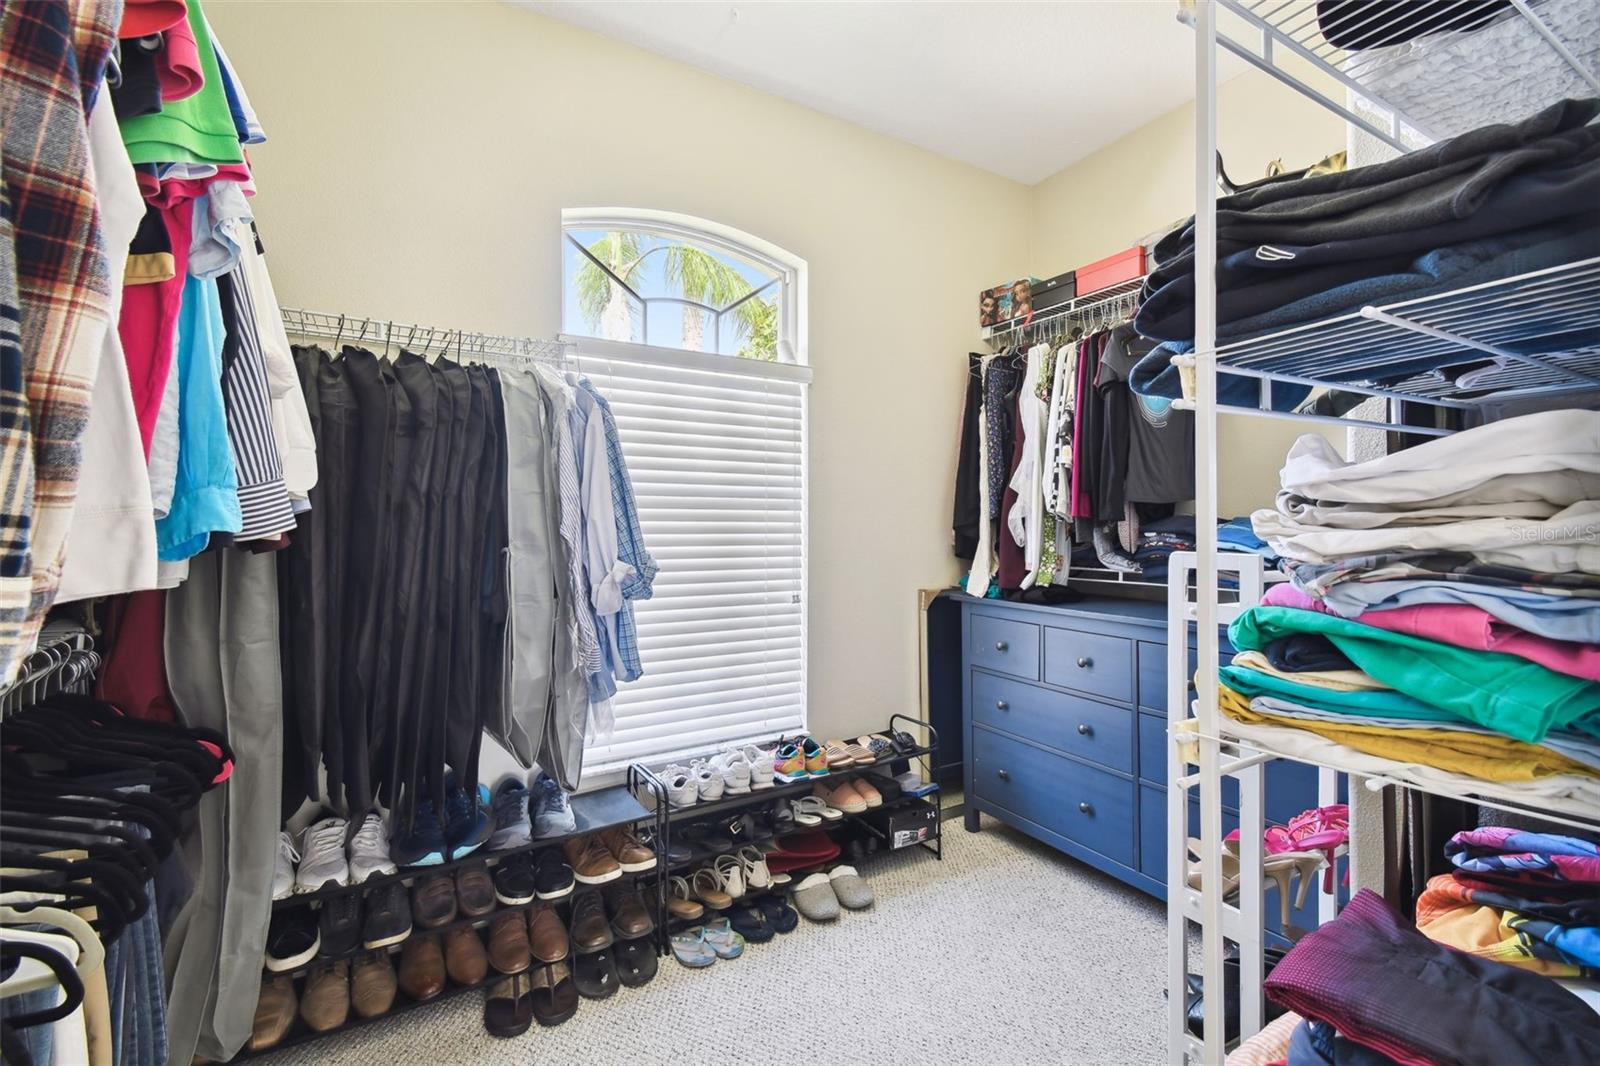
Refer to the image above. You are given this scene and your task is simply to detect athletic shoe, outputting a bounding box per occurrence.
[531,773,576,838]
[773,742,807,782]
[488,780,532,851]
[265,905,320,972]
[271,831,298,901]
[362,883,413,949]
[663,764,698,808]
[690,760,725,802]
[391,801,448,868]
[802,736,828,777]
[534,850,577,900]
[295,816,349,893]
[347,813,396,884]
[742,745,777,790]
[444,775,494,860]
[712,751,752,795]
[494,854,538,906]
[318,891,363,957]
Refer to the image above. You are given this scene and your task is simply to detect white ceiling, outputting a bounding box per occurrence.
[519,1,1239,185]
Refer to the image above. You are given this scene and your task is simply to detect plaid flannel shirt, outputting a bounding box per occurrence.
[0,0,119,682]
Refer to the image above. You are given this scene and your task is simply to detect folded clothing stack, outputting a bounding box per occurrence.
[1127,98,1600,405]
[1214,409,1600,815]
[1415,827,1599,978]
[1263,889,1600,1066]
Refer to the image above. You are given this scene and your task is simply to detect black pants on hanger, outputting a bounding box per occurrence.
[316,355,354,810]
[279,345,326,817]
[368,359,414,809]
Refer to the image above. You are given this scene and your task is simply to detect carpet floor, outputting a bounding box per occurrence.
[257,815,1169,1065]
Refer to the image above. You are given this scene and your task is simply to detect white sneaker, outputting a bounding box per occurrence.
[741,745,776,790]
[295,815,350,893]
[691,760,725,802]
[271,831,298,901]
[713,751,753,795]
[347,812,396,884]
[663,763,699,808]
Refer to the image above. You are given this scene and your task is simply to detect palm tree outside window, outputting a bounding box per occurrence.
[562,220,792,362]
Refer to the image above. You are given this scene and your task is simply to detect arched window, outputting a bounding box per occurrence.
[562,209,805,363]
[561,209,810,775]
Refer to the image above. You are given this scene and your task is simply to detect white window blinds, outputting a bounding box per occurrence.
[573,339,809,774]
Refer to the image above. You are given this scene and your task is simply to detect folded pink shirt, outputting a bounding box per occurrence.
[1262,582,1600,682]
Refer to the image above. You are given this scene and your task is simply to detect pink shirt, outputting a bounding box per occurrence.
[156,15,202,102]
[1262,582,1600,682]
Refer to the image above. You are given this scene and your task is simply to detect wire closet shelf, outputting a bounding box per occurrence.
[983,276,1144,347]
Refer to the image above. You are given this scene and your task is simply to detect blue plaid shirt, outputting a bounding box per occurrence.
[577,378,656,682]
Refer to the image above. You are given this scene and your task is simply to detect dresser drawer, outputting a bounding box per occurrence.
[972,727,1136,866]
[973,672,1134,774]
[1043,627,1133,703]
[970,614,1040,680]
[1140,787,1239,883]
[1138,713,1166,785]
[1138,640,1232,714]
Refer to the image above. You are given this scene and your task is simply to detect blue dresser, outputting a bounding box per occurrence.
[959,593,1335,934]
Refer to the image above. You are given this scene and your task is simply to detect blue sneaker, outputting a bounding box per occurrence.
[532,772,577,838]
[444,774,494,859]
[391,800,447,867]
[487,779,532,851]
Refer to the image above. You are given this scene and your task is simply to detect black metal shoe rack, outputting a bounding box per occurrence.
[237,773,668,1060]
[629,714,942,948]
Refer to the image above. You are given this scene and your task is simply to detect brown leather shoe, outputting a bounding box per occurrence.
[563,835,621,885]
[411,873,458,929]
[487,911,531,975]
[350,951,397,1019]
[568,889,614,953]
[398,934,446,1002]
[605,884,656,940]
[249,974,297,1051]
[599,827,657,872]
[528,901,569,964]
[444,925,490,986]
[299,960,350,1032]
[455,862,496,919]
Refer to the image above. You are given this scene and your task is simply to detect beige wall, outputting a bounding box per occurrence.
[209,1,1032,755]
[1029,68,1349,516]
[210,3,1350,767]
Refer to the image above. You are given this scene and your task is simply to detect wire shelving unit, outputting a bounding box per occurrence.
[1170,3,1600,1064]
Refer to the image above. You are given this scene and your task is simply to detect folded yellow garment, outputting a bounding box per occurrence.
[1217,685,1598,782]
[1231,650,1389,692]
[1415,876,1588,978]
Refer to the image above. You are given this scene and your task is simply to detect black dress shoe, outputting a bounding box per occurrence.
[573,947,619,1000]
[569,890,614,953]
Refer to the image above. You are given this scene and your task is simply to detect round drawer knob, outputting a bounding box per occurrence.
[1187,680,1197,692]
[1077,656,1093,669]
[997,769,1011,782]
[995,641,1009,652]
[995,700,1009,711]
[1077,723,1092,736]
[1078,801,1093,815]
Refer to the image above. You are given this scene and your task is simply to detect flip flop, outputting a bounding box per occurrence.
[727,905,775,945]
[573,947,619,1000]
[671,928,716,969]
[700,917,746,959]
[529,963,578,1026]
[484,972,534,1038]
[615,936,659,988]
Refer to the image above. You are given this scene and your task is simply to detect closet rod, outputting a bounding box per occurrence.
[280,306,573,365]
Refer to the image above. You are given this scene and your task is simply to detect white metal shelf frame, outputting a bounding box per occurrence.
[1172,3,1600,1063]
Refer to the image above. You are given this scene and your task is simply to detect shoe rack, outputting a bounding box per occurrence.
[632,713,944,946]
[237,776,668,1058]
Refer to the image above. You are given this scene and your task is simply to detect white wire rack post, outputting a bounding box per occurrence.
[1170,2,1600,1062]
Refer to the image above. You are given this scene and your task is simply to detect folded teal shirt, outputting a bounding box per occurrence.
[1230,606,1600,744]
[1219,663,1461,722]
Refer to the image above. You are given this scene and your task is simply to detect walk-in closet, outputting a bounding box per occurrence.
[1,2,1596,1064]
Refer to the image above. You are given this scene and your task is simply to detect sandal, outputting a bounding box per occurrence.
[738,845,772,892]
[823,738,855,770]
[790,796,831,827]
[840,738,875,765]
[700,917,746,959]
[668,876,704,921]
[793,795,840,823]
[713,853,746,900]
[857,735,895,762]
[670,928,717,969]
[1284,805,1349,894]
[691,867,732,910]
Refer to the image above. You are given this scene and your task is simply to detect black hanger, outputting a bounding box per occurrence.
[0,941,87,1029]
